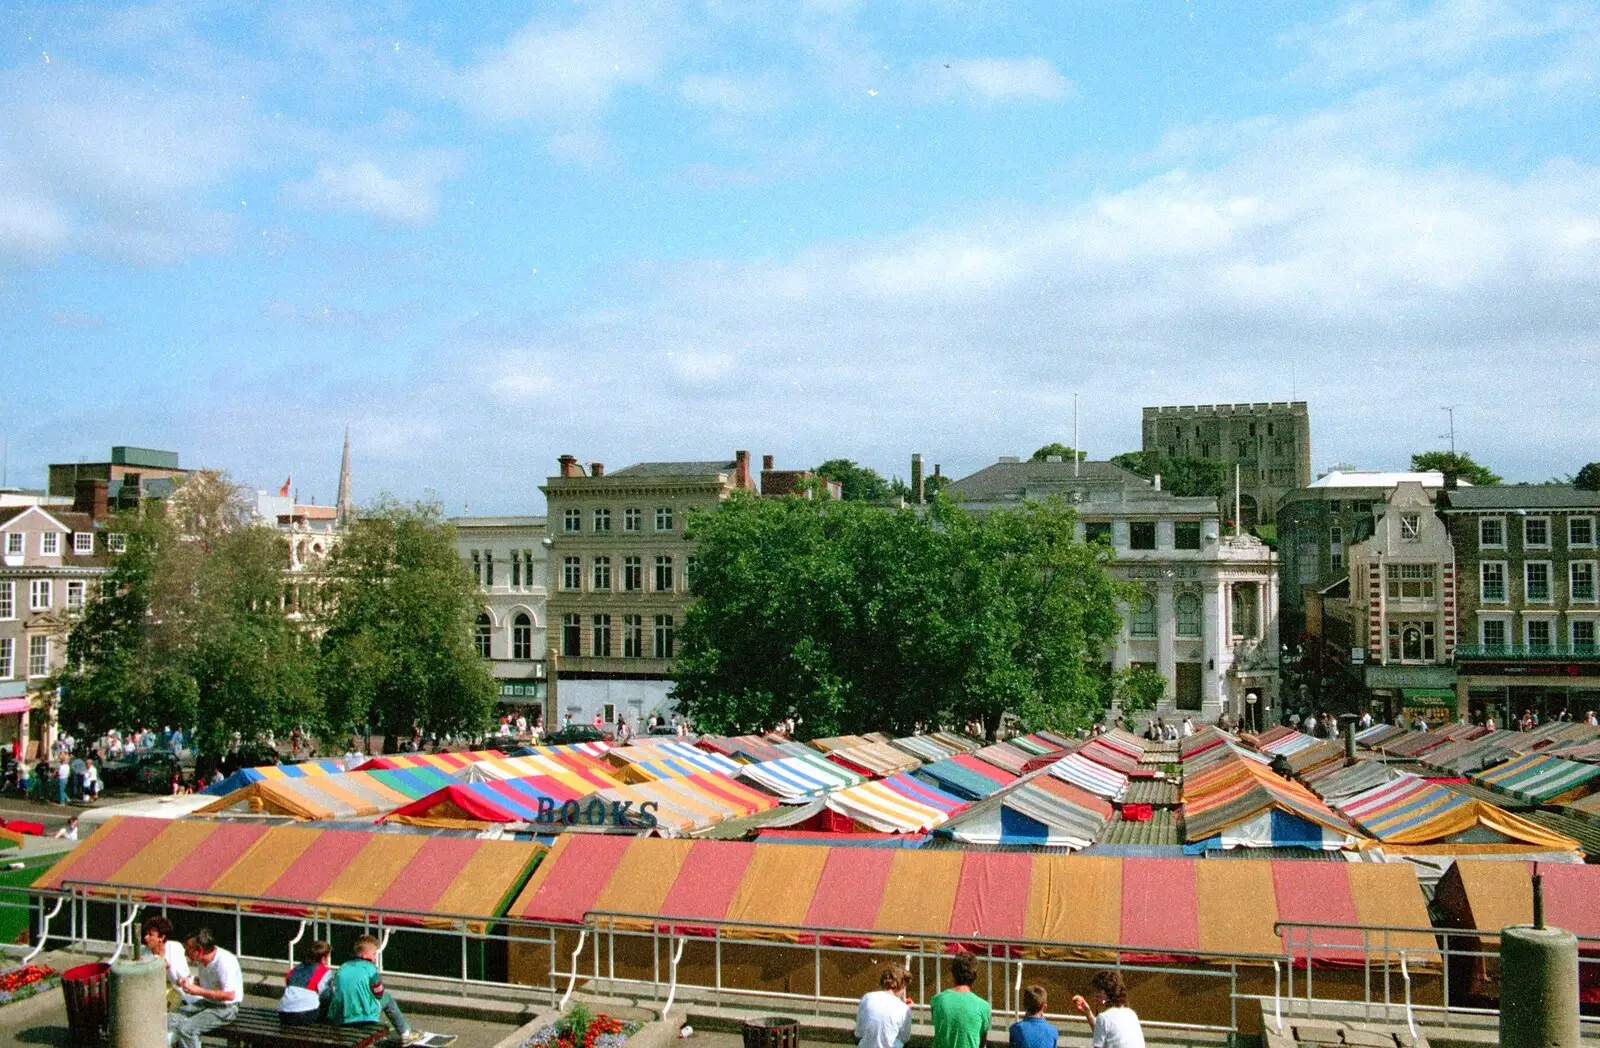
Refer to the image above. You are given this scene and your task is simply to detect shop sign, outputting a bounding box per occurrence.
[535,797,659,829]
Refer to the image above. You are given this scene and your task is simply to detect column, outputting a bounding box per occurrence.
[1203,581,1224,721]
[1156,582,1177,706]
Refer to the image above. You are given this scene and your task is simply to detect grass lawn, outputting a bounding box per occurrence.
[0,854,59,948]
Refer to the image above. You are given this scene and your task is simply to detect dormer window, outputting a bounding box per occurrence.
[4,533,20,556]
[74,532,95,554]
[40,532,59,556]
[1400,514,1421,541]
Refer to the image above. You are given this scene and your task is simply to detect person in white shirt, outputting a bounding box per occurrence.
[1302,715,1317,737]
[141,915,197,1005]
[855,964,913,1048]
[1072,970,1144,1048]
[168,928,243,1048]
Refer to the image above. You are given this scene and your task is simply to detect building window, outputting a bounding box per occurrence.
[655,507,674,532]
[1481,562,1507,603]
[602,703,616,724]
[512,613,533,660]
[40,532,59,555]
[1479,518,1504,548]
[28,635,49,677]
[1175,662,1202,711]
[471,550,482,585]
[1524,517,1550,548]
[1525,562,1552,603]
[73,532,94,554]
[623,614,643,657]
[653,615,674,659]
[1572,562,1597,603]
[625,508,642,533]
[511,551,522,589]
[29,579,52,611]
[483,550,494,586]
[1175,592,1201,637]
[1386,563,1435,600]
[556,557,577,591]
[525,550,538,589]
[1329,526,1343,571]
[592,614,611,657]
[1525,618,1554,652]
[562,614,581,657]
[1230,584,1259,639]
[623,556,642,592]
[1481,618,1509,649]
[1573,619,1596,654]
[1174,522,1201,551]
[592,556,611,591]
[654,555,674,592]
[1084,522,1112,545]
[1129,592,1156,637]
[4,533,20,556]
[1129,522,1157,551]
[67,581,86,611]
[1400,514,1421,541]
[593,508,611,533]
[563,509,580,533]
[0,637,11,679]
[0,582,12,619]
[1571,517,1596,548]
[107,533,126,553]
[475,614,492,659]
[1387,619,1436,662]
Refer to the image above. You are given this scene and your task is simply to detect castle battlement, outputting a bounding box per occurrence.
[1144,401,1307,418]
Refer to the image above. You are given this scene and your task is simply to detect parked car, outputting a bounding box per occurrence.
[541,726,610,746]
[100,750,182,793]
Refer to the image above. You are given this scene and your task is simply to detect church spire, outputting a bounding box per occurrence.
[336,427,353,525]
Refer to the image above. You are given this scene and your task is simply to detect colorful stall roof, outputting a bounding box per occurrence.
[809,735,873,752]
[460,753,622,793]
[1471,752,1600,804]
[697,735,789,763]
[1379,724,1482,758]
[1355,723,1407,747]
[737,753,865,802]
[936,772,1110,849]
[507,835,1435,966]
[913,754,1018,801]
[1076,738,1144,776]
[1180,726,1231,760]
[592,773,780,836]
[607,741,744,782]
[1437,860,1600,940]
[971,742,1034,776]
[826,740,924,779]
[1282,741,1347,777]
[1303,760,1403,803]
[1258,731,1321,758]
[889,735,961,763]
[1335,774,1581,850]
[1420,731,1533,775]
[1005,734,1060,756]
[196,766,462,820]
[1183,758,1360,851]
[928,732,985,754]
[1046,752,1131,802]
[1547,737,1600,764]
[36,816,541,926]
[384,774,600,828]
[823,772,969,833]
[352,749,506,773]
[202,758,351,797]
[1099,729,1148,756]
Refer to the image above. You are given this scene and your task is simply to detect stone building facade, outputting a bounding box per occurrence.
[1142,402,1311,524]
[452,516,549,716]
[947,458,1280,726]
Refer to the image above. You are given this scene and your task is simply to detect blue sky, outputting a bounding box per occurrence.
[2,0,1597,512]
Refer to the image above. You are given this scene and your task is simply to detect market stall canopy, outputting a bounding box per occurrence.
[1182,758,1361,852]
[606,740,744,782]
[459,753,621,793]
[970,742,1034,776]
[1470,752,1600,805]
[1302,760,1404,803]
[696,735,788,763]
[808,735,873,752]
[1355,723,1407,747]
[913,754,1018,801]
[1180,726,1231,760]
[510,741,612,760]
[824,740,924,779]
[928,732,984,754]
[352,749,506,773]
[384,773,600,829]
[888,735,961,763]
[1379,724,1482,759]
[936,772,1110,848]
[1420,731,1534,775]
[1046,752,1131,802]
[1335,774,1581,850]
[507,835,1434,967]
[35,816,541,927]
[203,758,350,797]
[1546,737,1600,763]
[1006,733,1065,756]
[823,772,968,833]
[737,753,864,802]
[1076,738,1145,776]
[196,766,462,820]
[589,772,780,836]
[1282,741,1347,777]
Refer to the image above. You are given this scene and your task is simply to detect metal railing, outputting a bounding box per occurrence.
[1454,644,1600,660]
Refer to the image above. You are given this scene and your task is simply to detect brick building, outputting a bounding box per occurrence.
[1142,402,1311,524]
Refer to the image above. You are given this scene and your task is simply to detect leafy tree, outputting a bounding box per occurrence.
[1106,665,1166,719]
[1575,462,1600,492]
[1410,450,1501,486]
[1110,451,1228,499]
[671,491,1130,739]
[814,458,892,502]
[1030,443,1086,463]
[316,500,495,748]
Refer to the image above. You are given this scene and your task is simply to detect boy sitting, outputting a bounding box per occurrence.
[326,935,424,1044]
[279,940,334,1025]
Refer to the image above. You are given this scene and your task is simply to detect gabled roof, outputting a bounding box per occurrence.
[0,504,75,532]
[609,461,736,478]
[1438,485,1600,511]
[946,459,1218,513]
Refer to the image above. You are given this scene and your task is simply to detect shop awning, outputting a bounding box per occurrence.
[1402,688,1457,702]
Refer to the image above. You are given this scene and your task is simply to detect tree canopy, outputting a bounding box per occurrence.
[1575,462,1600,492]
[1030,443,1086,463]
[813,458,892,501]
[670,492,1131,739]
[1410,450,1502,486]
[1110,451,1228,498]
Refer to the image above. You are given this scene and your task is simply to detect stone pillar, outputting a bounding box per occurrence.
[1202,582,1224,721]
[1156,583,1177,707]
[1500,925,1579,1048]
[109,956,166,1048]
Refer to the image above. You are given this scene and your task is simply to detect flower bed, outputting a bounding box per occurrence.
[521,1005,642,1048]
[0,963,59,1007]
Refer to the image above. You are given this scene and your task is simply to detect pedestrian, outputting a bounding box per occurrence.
[1359,710,1373,731]
[168,929,243,1048]
[56,755,71,805]
[327,935,423,1044]
[141,915,196,1005]
[1071,970,1144,1048]
[1302,713,1317,737]
[83,758,100,801]
[931,955,990,1048]
[855,964,913,1048]
[1010,985,1057,1048]
[1587,710,1598,727]
[280,940,334,1025]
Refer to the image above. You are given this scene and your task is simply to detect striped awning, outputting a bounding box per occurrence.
[385,774,596,827]
[196,767,463,820]
[928,732,984,754]
[1335,773,1579,849]
[1046,752,1130,802]
[593,773,780,836]
[459,753,622,793]
[352,749,507,773]
[938,772,1111,849]
[971,742,1033,776]
[1183,754,1360,850]
[607,741,744,781]
[738,754,865,802]
[1472,752,1600,804]
[888,735,960,763]
[202,759,349,797]
[823,772,969,833]
[825,741,923,778]
[914,754,1018,801]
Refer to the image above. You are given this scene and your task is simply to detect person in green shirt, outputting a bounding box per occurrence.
[326,935,424,1044]
[931,955,991,1048]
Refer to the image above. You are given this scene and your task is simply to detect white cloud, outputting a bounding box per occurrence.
[938,57,1072,102]
[283,152,459,225]
[678,72,788,114]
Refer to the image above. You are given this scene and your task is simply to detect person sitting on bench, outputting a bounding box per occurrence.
[327,935,423,1044]
[280,940,334,1026]
[168,928,243,1048]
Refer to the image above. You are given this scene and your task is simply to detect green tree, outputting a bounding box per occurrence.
[1106,665,1166,720]
[1410,450,1502,486]
[316,500,495,748]
[1575,462,1600,492]
[1030,443,1086,463]
[1110,451,1228,498]
[671,491,1130,739]
[814,458,892,502]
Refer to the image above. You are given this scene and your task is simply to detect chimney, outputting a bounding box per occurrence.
[911,453,925,505]
[74,478,109,520]
[762,455,774,471]
[591,463,605,477]
[558,455,583,478]
[933,464,943,480]
[735,450,751,490]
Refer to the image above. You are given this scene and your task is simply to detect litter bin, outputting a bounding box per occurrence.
[62,962,112,1044]
[741,1016,800,1048]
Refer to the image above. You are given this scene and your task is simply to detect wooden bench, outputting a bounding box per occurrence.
[214,1006,388,1048]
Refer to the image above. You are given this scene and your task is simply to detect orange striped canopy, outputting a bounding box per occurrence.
[353,749,506,772]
